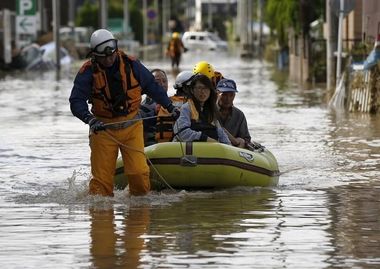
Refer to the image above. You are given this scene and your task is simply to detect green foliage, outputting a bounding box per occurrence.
[265,0,299,47]
[76,0,99,28]
[265,0,325,47]
[108,0,123,18]
[75,0,143,43]
[128,0,143,43]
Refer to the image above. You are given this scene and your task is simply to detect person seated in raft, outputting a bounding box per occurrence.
[155,71,193,143]
[139,69,168,146]
[216,78,251,148]
[173,74,231,144]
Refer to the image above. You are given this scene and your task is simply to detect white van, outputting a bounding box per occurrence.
[182,31,228,51]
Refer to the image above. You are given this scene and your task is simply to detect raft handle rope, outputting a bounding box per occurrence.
[103,114,158,128]
[172,120,197,165]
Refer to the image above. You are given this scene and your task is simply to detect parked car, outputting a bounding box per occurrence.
[15,42,72,71]
[182,31,228,51]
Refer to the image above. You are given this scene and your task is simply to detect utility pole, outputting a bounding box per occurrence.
[143,0,147,45]
[257,0,264,58]
[52,0,60,71]
[336,0,344,88]
[162,0,168,37]
[99,0,107,29]
[195,0,202,30]
[239,0,252,57]
[123,0,130,37]
[326,0,338,90]
[207,1,212,31]
[68,0,75,30]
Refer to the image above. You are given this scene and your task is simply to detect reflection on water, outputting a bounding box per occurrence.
[89,207,150,268]
[327,181,380,268]
[0,55,380,268]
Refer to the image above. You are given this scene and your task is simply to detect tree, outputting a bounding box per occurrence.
[76,0,99,28]
[265,0,299,48]
[265,0,324,47]
[75,0,143,43]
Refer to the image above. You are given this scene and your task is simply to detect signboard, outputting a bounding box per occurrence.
[17,0,36,16]
[147,9,157,21]
[16,16,37,34]
[16,0,37,35]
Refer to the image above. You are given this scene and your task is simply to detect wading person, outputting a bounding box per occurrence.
[173,74,230,144]
[69,29,179,196]
[216,78,251,148]
[166,32,185,70]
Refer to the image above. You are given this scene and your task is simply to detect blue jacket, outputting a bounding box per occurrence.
[69,54,172,123]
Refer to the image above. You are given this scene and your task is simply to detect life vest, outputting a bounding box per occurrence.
[214,71,224,86]
[188,99,218,141]
[155,95,187,142]
[167,38,183,58]
[80,51,142,118]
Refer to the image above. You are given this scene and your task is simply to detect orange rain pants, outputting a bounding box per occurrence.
[89,118,150,196]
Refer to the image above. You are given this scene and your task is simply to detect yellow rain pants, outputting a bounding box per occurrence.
[89,118,150,196]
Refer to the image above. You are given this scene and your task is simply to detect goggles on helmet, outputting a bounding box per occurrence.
[92,39,118,57]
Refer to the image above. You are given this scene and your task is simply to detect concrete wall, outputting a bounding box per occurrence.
[342,0,363,50]
[289,30,310,83]
[362,0,380,43]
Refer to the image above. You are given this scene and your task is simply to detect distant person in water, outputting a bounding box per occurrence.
[166,32,186,70]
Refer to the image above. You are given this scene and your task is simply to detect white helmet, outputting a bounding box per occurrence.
[90,29,118,56]
[174,71,194,90]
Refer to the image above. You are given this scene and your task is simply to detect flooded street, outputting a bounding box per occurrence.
[0,51,379,269]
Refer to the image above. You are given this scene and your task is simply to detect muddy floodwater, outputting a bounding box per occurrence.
[0,51,379,269]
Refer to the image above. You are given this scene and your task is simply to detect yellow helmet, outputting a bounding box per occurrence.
[192,61,215,79]
[172,32,180,39]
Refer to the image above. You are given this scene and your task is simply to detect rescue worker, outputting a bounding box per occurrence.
[69,29,179,196]
[216,78,251,148]
[155,71,193,142]
[166,32,185,69]
[173,74,230,144]
[140,69,168,146]
[192,60,224,87]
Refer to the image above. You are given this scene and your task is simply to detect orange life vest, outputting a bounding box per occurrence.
[155,95,187,142]
[214,71,224,87]
[167,38,183,58]
[80,51,142,118]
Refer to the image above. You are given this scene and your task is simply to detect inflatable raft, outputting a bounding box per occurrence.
[114,142,280,190]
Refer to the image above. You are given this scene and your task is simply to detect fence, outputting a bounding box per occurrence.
[347,63,380,113]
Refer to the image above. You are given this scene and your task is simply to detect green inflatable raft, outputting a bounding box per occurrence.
[114,142,280,190]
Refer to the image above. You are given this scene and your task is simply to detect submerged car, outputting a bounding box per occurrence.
[16,42,72,71]
[182,31,228,51]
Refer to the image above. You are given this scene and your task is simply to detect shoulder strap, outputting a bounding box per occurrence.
[79,60,92,74]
